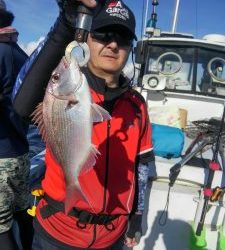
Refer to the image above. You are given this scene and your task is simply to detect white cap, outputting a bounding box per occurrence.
[0,0,6,10]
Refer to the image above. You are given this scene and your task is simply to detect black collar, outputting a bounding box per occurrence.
[81,66,129,95]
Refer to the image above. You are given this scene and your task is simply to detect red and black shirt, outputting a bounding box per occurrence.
[13,16,154,249]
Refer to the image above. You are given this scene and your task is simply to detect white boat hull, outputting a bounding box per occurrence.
[124,174,225,250]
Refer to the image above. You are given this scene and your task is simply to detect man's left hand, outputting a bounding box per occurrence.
[124,213,142,247]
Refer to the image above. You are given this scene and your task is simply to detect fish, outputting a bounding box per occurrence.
[31,55,111,213]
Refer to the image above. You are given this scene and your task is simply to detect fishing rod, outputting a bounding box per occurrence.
[169,136,212,187]
[196,103,225,236]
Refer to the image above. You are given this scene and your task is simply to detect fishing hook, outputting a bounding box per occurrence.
[65,41,90,67]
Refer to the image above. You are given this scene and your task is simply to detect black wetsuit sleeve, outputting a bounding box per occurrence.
[13,15,74,120]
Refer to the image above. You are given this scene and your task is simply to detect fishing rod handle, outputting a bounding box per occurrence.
[74,0,104,42]
[196,198,209,236]
[74,3,94,42]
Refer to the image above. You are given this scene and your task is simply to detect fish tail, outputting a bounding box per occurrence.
[65,181,88,214]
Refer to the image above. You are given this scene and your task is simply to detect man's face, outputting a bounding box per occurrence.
[87,30,132,75]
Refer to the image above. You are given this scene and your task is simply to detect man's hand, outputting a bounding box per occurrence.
[124,213,142,248]
[79,0,97,8]
[56,0,97,27]
[56,0,96,10]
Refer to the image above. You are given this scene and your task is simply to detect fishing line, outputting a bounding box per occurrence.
[158,186,171,226]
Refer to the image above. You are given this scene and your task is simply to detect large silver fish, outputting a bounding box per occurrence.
[32,55,111,213]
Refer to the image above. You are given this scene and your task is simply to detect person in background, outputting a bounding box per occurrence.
[13,0,155,249]
[27,124,45,160]
[0,0,33,249]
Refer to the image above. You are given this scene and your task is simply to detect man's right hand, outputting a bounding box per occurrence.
[79,0,97,8]
[56,0,96,11]
[56,0,97,27]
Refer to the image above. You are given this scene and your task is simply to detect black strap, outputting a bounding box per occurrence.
[40,195,121,226]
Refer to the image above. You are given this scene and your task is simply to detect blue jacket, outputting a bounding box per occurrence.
[0,42,29,157]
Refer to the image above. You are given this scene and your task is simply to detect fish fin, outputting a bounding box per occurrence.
[91,103,111,122]
[79,145,100,176]
[65,182,87,214]
[30,103,47,142]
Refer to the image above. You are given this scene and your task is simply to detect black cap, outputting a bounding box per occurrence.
[91,0,137,40]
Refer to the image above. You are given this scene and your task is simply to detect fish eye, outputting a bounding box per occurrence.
[51,73,60,83]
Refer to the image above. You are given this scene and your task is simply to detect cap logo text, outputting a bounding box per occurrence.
[106,1,129,21]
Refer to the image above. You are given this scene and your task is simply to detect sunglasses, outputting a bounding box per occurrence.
[91,31,133,47]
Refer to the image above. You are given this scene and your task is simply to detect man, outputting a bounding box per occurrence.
[0,1,33,249]
[13,0,155,249]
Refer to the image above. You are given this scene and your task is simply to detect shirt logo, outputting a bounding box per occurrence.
[106,1,129,21]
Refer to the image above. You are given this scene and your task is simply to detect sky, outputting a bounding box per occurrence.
[4,0,225,55]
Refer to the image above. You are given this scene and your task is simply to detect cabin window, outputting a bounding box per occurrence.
[196,48,225,96]
[142,44,225,97]
[144,45,195,91]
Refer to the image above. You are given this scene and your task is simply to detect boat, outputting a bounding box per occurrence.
[123,0,225,249]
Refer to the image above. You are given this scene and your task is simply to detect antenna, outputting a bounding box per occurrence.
[147,0,159,28]
[143,0,150,37]
[145,0,160,37]
[171,0,180,33]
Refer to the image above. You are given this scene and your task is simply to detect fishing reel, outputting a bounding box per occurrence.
[73,0,105,42]
[210,186,225,202]
[73,3,94,43]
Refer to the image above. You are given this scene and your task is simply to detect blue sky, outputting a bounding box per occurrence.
[5,0,225,49]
